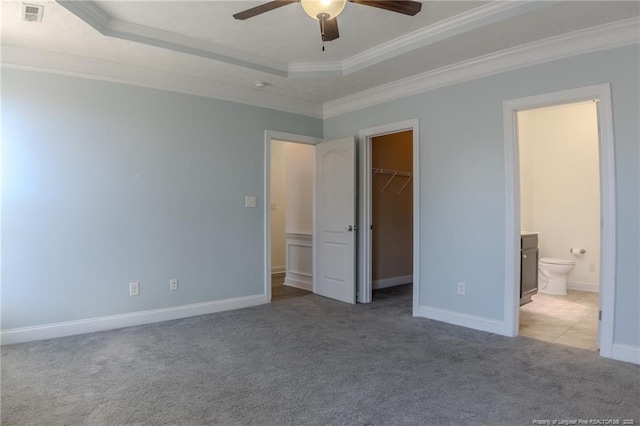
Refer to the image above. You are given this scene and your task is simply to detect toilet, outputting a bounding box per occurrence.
[538,258,575,295]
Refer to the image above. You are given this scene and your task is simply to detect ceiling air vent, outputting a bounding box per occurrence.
[22,3,44,23]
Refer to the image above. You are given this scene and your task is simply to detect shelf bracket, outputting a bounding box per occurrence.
[380,173,396,194]
[397,176,413,194]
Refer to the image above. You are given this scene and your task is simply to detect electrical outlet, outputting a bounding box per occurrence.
[130,282,140,296]
[457,282,466,296]
[170,278,178,291]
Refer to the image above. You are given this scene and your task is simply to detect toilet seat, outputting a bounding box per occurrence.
[540,257,574,265]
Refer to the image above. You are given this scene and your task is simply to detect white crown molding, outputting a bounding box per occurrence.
[4,18,637,121]
[105,19,289,78]
[57,0,109,32]
[340,0,550,75]
[57,0,552,79]
[323,17,640,118]
[57,0,289,77]
[1,46,323,118]
[288,61,343,78]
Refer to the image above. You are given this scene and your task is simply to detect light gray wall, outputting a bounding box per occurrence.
[324,45,639,347]
[3,45,639,348]
[1,69,322,330]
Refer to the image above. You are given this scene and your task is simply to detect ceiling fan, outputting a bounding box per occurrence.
[233,0,422,48]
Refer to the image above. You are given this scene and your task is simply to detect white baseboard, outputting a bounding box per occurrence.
[1,294,267,345]
[284,277,312,291]
[416,305,506,336]
[373,274,413,289]
[568,281,600,292]
[610,343,640,365]
[271,266,286,275]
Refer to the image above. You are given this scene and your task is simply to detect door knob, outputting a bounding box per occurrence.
[345,225,358,231]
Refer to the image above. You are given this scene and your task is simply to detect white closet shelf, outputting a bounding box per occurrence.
[372,168,412,177]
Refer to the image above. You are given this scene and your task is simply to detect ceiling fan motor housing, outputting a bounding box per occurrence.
[300,0,347,20]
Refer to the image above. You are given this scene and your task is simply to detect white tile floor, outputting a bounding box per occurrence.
[519,290,599,351]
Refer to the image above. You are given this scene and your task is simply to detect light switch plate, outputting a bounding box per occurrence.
[130,282,139,296]
[245,196,256,208]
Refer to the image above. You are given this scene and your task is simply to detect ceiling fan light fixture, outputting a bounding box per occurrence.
[300,0,347,20]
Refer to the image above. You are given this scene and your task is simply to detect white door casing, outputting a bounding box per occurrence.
[503,84,616,360]
[358,119,420,314]
[314,137,357,304]
[264,130,322,303]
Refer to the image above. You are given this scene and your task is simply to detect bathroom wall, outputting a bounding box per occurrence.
[518,101,600,290]
[371,131,413,287]
[270,141,288,274]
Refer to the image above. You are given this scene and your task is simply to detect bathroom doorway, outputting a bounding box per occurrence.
[516,100,601,351]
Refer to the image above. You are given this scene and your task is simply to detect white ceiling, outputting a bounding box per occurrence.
[2,1,639,114]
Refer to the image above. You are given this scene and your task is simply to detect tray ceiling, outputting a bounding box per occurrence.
[2,1,639,115]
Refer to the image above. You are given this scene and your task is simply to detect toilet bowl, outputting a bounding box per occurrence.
[538,258,575,295]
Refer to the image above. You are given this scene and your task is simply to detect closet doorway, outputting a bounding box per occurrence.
[359,119,420,313]
[371,131,413,301]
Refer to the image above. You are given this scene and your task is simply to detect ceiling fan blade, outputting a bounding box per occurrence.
[233,0,298,20]
[349,0,422,16]
[321,17,339,42]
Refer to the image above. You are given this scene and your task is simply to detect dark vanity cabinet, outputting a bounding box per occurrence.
[520,233,539,305]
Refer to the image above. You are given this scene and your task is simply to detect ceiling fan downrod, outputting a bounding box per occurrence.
[318,12,329,51]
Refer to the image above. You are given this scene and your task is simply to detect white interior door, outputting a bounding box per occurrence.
[315,137,356,304]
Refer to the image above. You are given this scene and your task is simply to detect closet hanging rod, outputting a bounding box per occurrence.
[372,168,412,177]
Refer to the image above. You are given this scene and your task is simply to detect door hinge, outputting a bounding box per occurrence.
[599,310,602,321]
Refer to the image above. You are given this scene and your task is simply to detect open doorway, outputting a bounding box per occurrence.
[266,127,416,307]
[517,101,600,351]
[370,131,414,303]
[359,119,420,314]
[265,132,358,305]
[503,84,616,359]
[264,131,321,303]
[270,140,315,302]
